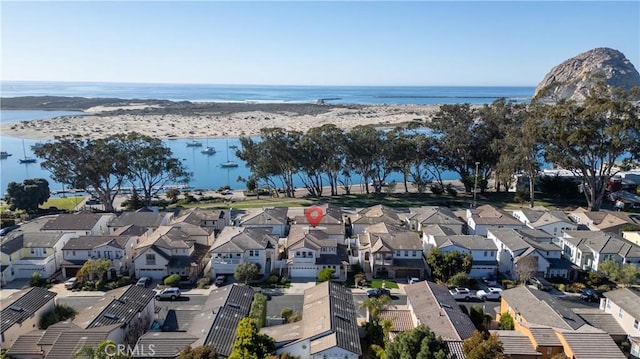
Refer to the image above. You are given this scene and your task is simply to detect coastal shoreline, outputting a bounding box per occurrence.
[1,97,441,140]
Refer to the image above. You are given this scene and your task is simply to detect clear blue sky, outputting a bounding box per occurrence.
[1,1,639,86]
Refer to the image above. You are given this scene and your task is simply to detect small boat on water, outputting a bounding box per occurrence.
[201,147,216,155]
[186,140,203,147]
[220,140,238,168]
[19,140,36,164]
[228,144,238,149]
[0,151,12,159]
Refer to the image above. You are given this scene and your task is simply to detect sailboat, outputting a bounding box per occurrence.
[19,139,36,164]
[186,139,203,147]
[220,140,238,168]
[201,138,216,155]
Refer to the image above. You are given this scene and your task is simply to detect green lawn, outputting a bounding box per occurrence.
[369,279,399,289]
[41,197,84,211]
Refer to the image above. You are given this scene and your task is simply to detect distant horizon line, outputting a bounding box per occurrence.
[0,79,537,88]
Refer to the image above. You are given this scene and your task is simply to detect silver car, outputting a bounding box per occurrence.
[154,287,181,300]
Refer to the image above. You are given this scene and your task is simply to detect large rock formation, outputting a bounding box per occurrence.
[534,47,640,102]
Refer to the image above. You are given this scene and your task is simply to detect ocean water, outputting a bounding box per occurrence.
[0,81,536,193]
[1,81,535,105]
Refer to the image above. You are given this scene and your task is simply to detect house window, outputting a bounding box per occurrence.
[249,250,259,257]
[146,254,156,265]
[619,308,624,319]
[72,251,76,256]
[634,320,638,330]
[403,250,408,257]
[395,251,400,257]
[484,251,488,257]
[412,251,417,257]
[31,248,35,254]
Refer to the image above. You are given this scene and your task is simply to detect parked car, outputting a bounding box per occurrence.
[155,287,181,300]
[136,277,152,287]
[407,276,420,285]
[449,287,472,301]
[0,225,19,237]
[476,287,503,301]
[366,288,391,298]
[214,275,226,286]
[530,277,553,291]
[580,288,603,302]
[64,277,78,290]
[482,277,500,287]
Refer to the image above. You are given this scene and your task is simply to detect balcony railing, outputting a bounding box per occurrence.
[212,258,242,265]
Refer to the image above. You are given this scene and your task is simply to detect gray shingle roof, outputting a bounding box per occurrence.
[41,213,108,231]
[433,235,498,251]
[241,207,288,225]
[62,235,129,250]
[525,325,562,346]
[6,330,44,356]
[367,222,422,252]
[573,308,627,337]
[1,287,57,334]
[109,211,170,228]
[86,285,155,329]
[491,330,541,356]
[211,227,277,253]
[408,206,465,226]
[134,332,199,358]
[21,232,65,248]
[405,281,476,341]
[603,287,640,319]
[501,286,586,330]
[558,330,626,358]
[0,235,23,254]
[204,284,255,357]
[45,324,120,359]
[353,204,403,225]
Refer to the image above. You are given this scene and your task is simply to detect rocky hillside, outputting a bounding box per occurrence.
[534,47,640,102]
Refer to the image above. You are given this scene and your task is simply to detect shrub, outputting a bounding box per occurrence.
[501,280,518,289]
[197,278,210,289]
[105,281,119,291]
[249,293,267,328]
[430,184,445,195]
[445,183,457,197]
[317,268,335,282]
[447,272,469,288]
[568,282,586,293]
[557,283,566,292]
[30,272,46,287]
[164,274,181,287]
[39,304,77,329]
[117,276,131,286]
[281,307,294,322]
[267,275,280,285]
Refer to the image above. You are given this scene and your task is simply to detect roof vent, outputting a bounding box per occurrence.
[335,313,350,322]
[228,302,240,309]
[103,313,118,320]
[9,305,24,312]
[440,303,452,309]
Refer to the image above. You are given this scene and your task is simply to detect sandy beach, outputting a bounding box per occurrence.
[1,102,440,140]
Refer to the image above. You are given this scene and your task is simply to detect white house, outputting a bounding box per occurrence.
[286,225,349,280]
[464,205,526,236]
[0,287,56,349]
[61,235,138,278]
[133,225,210,281]
[560,231,640,271]
[11,232,76,280]
[209,227,278,277]
[260,281,361,359]
[427,234,498,278]
[511,209,577,237]
[601,288,640,357]
[488,228,572,280]
[358,222,426,280]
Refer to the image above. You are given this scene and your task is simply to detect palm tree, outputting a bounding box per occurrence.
[360,295,391,322]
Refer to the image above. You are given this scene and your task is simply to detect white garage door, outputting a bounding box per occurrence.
[290,266,317,278]
[138,268,166,279]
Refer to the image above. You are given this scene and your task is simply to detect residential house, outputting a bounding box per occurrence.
[568,208,640,234]
[0,287,56,348]
[237,207,289,237]
[174,207,230,234]
[72,285,156,346]
[498,286,625,359]
[358,222,426,280]
[623,230,640,247]
[488,229,575,280]
[108,210,174,235]
[463,205,527,236]
[10,232,75,280]
[5,329,44,359]
[511,209,577,237]
[426,234,498,278]
[40,213,115,236]
[490,330,542,359]
[286,225,349,280]
[260,281,362,359]
[209,227,278,277]
[291,204,346,242]
[133,225,211,280]
[134,284,255,358]
[601,288,640,356]
[404,206,466,233]
[420,224,464,254]
[60,234,137,278]
[1,235,24,285]
[560,231,640,271]
[404,281,476,341]
[351,204,405,235]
